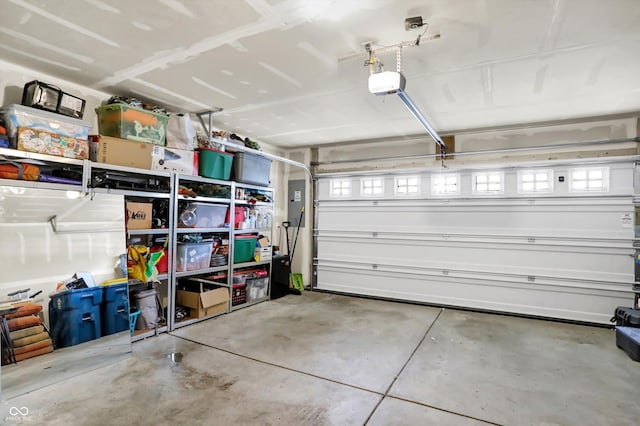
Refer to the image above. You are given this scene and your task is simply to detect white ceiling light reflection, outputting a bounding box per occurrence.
[65,190,84,199]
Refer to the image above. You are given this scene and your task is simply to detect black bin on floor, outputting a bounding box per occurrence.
[270,255,291,300]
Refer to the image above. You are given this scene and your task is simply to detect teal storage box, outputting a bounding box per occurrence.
[234,236,258,263]
[199,149,233,180]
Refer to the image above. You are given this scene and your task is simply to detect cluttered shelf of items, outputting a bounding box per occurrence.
[0,80,297,352]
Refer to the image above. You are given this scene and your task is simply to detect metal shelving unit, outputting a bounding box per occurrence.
[228,181,274,311]
[85,163,174,342]
[171,174,234,329]
[0,146,89,192]
[2,143,277,335]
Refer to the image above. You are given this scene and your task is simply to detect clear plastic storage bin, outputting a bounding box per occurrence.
[176,241,214,272]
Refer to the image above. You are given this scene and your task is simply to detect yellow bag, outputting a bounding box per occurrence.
[127,245,148,281]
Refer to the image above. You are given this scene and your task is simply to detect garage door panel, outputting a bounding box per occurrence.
[317,236,633,283]
[316,265,630,324]
[315,160,638,324]
[317,201,633,240]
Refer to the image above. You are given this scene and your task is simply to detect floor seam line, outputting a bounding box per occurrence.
[384,394,504,426]
[170,333,384,396]
[363,309,445,425]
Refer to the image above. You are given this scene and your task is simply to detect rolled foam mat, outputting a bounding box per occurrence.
[9,325,44,341]
[6,303,42,319]
[7,315,41,331]
[13,338,52,356]
[14,345,53,362]
[13,331,50,347]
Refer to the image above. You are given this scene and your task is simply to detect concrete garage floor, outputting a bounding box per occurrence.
[2,291,639,425]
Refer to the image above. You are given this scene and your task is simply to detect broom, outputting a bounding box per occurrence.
[289,207,305,291]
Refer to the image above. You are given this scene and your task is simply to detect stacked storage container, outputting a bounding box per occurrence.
[101,283,130,336]
[49,287,103,348]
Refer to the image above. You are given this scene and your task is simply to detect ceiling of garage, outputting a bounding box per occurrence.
[0,0,639,148]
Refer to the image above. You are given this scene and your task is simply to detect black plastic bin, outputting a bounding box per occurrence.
[616,326,640,361]
[270,255,291,300]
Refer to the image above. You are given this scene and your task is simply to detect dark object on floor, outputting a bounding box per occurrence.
[616,326,640,362]
[271,255,300,299]
[611,307,640,327]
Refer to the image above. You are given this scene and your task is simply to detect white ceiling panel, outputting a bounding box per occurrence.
[0,0,638,148]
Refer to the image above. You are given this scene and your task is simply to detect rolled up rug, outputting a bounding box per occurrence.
[10,325,44,342]
[8,315,41,331]
[14,345,53,362]
[13,338,52,356]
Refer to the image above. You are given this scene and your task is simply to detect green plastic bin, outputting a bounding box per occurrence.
[234,236,258,263]
[199,149,234,180]
[95,103,168,145]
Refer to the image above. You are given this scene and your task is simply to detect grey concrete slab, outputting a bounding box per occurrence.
[2,334,380,425]
[390,309,640,426]
[172,292,441,392]
[369,397,494,426]
[1,331,131,400]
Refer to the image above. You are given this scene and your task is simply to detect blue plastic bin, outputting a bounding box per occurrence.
[49,286,103,348]
[101,283,130,336]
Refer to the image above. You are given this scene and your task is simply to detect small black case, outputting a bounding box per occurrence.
[611,306,640,327]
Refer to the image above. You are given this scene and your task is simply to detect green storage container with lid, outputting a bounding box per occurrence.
[199,148,234,180]
[234,235,258,263]
[95,103,169,145]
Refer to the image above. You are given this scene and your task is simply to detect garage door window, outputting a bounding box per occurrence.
[473,172,504,194]
[518,169,553,193]
[394,176,420,195]
[431,174,459,195]
[361,178,384,196]
[330,179,351,197]
[569,167,609,192]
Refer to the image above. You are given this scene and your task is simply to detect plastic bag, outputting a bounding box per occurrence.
[127,245,148,281]
[166,113,196,150]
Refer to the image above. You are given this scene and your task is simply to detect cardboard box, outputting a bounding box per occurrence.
[90,135,154,169]
[257,236,270,247]
[254,246,272,262]
[177,287,228,319]
[151,146,196,175]
[126,202,152,229]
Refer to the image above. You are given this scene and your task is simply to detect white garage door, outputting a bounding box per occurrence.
[314,159,638,324]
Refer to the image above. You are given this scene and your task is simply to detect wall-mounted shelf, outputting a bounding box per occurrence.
[128,229,170,236]
[176,227,230,234]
